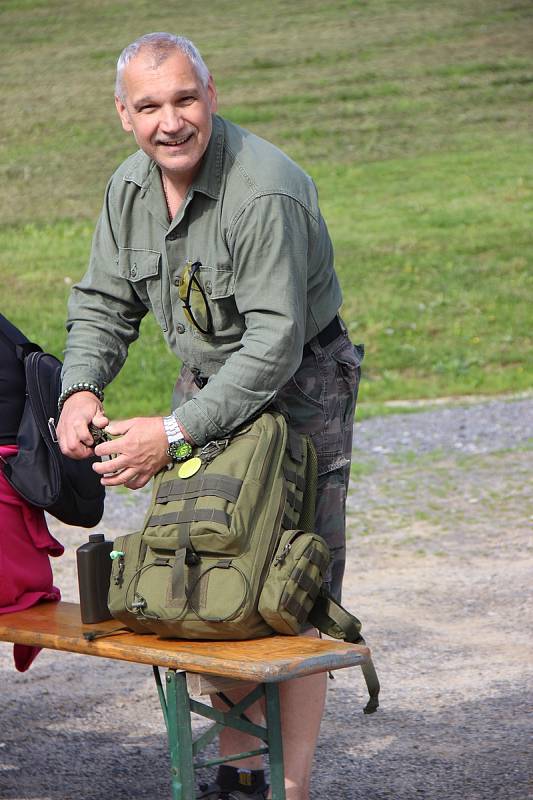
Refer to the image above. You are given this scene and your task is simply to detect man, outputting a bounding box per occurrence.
[57,32,363,800]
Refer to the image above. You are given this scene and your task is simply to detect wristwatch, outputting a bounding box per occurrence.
[163,415,193,463]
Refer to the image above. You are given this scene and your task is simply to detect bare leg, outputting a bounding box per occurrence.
[211,630,327,800]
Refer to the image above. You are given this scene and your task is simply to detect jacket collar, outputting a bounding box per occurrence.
[189,114,224,200]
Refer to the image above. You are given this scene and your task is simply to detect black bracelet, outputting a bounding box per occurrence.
[58,382,104,415]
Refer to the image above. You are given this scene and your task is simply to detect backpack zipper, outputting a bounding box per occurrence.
[273,531,305,566]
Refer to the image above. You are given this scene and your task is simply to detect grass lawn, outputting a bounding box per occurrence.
[1,0,531,418]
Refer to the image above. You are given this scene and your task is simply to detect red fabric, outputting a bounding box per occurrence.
[0,444,64,671]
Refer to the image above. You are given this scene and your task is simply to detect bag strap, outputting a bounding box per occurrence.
[0,314,42,361]
[298,436,318,531]
[309,589,380,714]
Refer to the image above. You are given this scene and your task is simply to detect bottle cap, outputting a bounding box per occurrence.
[88,533,105,543]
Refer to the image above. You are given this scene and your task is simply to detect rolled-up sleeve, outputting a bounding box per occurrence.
[175,193,316,444]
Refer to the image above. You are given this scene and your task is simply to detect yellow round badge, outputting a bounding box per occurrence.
[178,457,202,479]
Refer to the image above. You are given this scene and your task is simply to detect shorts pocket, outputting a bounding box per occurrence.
[331,341,363,426]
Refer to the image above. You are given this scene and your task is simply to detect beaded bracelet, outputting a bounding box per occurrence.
[57,382,104,415]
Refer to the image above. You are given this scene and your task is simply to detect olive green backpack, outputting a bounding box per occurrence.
[108,411,379,712]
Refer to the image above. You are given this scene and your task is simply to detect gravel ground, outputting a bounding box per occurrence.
[1,395,531,800]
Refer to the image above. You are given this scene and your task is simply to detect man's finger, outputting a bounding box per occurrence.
[99,467,142,487]
[124,473,147,490]
[92,454,128,474]
[104,418,135,437]
[61,441,93,459]
[92,410,109,428]
[93,438,123,459]
[60,427,95,458]
[99,469,130,487]
[125,473,151,490]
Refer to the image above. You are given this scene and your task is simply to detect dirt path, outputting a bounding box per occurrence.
[334,444,532,799]
[1,399,531,799]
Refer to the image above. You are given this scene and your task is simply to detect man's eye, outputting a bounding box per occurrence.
[180,96,195,105]
[139,105,156,113]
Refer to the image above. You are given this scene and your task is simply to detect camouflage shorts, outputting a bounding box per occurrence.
[172,325,363,604]
[275,327,363,603]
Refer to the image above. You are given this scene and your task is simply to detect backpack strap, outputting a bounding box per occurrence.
[16,341,42,360]
[298,436,318,531]
[309,589,380,714]
[0,313,42,360]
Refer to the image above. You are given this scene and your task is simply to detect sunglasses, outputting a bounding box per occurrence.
[178,260,213,335]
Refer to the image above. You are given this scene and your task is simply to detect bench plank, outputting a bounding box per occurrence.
[0,601,369,683]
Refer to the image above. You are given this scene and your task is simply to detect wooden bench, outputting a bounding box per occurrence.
[0,601,371,800]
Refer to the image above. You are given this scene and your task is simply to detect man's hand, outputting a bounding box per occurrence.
[57,392,109,459]
[92,416,169,489]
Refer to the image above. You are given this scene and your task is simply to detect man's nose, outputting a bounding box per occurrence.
[160,105,184,132]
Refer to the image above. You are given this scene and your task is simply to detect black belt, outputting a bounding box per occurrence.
[303,316,343,358]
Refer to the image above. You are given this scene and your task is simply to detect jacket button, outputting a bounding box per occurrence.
[205,280,212,295]
[130,264,137,278]
[176,323,186,334]
[174,276,182,287]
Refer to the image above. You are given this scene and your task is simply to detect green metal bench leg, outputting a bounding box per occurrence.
[264,683,286,800]
[165,669,196,800]
[155,668,287,800]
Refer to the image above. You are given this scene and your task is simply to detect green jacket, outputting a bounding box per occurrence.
[63,114,342,445]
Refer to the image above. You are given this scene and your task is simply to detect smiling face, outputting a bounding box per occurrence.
[115,48,217,191]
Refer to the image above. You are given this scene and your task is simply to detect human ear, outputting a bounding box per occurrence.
[114,96,134,132]
[207,76,218,114]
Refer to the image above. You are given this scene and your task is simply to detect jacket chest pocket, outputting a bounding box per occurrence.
[118,248,168,332]
[191,265,243,341]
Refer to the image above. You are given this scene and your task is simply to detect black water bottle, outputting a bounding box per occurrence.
[76,533,113,624]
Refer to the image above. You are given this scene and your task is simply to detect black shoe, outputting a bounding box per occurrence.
[197,782,222,799]
[197,782,268,800]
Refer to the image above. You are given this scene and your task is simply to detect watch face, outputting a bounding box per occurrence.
[168,440,193,462]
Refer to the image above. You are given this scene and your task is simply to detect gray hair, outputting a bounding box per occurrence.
[115,32,210,99]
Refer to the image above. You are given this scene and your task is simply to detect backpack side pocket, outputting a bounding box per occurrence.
[107,531,148,633]
[258,529,330,635]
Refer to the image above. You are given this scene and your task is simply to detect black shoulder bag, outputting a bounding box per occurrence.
[0,314,105,527]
